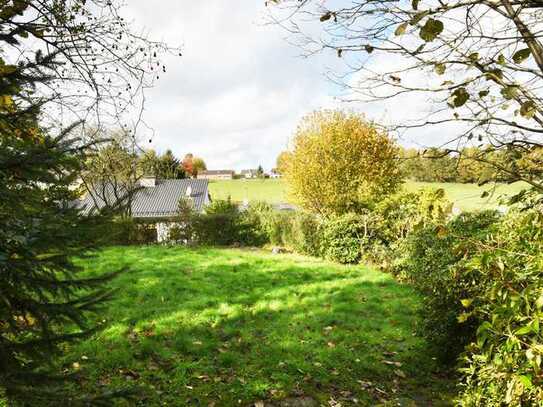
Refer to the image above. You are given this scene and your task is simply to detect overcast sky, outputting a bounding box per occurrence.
[124,2,444,171]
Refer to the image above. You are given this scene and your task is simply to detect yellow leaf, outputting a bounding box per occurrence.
[460,298,473,308]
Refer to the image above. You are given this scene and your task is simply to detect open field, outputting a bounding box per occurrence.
[208,179,526,212]
[66,246,453,406]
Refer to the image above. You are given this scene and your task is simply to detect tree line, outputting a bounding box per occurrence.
[399,145,543,184]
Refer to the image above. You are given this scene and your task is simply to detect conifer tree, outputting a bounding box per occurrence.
[0,0,177,404]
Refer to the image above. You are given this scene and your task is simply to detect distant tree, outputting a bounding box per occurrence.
[257,165,264,178]
[192,157,207,177]
[276,151,292,175]
[285,110,403,215]
[157,150,185,179]
[82,130,140,214]
[139,149,161,177]
[182,154,207,178]
[182,153,195,177]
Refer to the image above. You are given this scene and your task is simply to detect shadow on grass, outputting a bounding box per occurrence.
[69,246,454,406]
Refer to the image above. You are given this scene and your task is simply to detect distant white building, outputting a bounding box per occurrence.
[241,169,258,179]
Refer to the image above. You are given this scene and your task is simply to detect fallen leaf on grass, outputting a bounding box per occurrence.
[382,360,402,367]
[394,369,406,378]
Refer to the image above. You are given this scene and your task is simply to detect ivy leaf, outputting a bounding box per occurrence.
[449,87,470,108]
[481,191,489,198]
[512,48,531,64]
[479,90,490,98]
[434,63,446,75]
[497,54,506,65]
[419,19,444,42]
[520,101,536,119]
[365,45,374,54]
[337,49,343,58]
[395,22,408,36]
[412,0,420,10]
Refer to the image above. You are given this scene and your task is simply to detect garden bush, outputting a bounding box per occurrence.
[375,188,452,245]
[288,211,322,256]
[109,217,157,245]
[320,212,382,264]
[187,199,268,247]
[398,211,501,362]
[457,209,543,405]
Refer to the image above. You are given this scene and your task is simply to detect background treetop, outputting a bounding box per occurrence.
[284,109,403,215]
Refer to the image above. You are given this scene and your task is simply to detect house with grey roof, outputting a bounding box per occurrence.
[197,170,235,180]
[79,176,210,242]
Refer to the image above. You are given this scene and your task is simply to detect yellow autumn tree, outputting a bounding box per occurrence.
[285,110,403,215]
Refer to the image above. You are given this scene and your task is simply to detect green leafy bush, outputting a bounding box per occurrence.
[320,212,380,264]
[399,210,501,362]
[241,202,276,246]
[192,212,242,246]
[288,211,322,256]
[375,188,451,245]
[109,217,157,245]
[188,199,267,246]
[457,209,543,405]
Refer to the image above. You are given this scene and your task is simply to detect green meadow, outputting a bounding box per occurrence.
[64,246,454,406]
[208,179,525,211]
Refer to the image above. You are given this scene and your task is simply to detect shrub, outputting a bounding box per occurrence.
[375,188,452,245]
[241,202,276,246]
[320,212,381,264]
[192,212,242,246]
[288,212,322,256]
[109,217,157,245]
[187,199,268,247]
[457,209,543,405]
[399,210,501,362]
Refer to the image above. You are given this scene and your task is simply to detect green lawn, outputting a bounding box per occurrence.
[208,179,526,211]
[66,246,453,406]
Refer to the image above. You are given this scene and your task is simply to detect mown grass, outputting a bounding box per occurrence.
[208,179,525,211]
[65,246,454,406]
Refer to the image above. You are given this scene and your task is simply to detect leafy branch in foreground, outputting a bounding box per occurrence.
[269,0,543,193]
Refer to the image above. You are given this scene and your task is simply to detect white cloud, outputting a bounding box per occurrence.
[123,1,337,171]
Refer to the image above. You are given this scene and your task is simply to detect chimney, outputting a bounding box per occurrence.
[140,175,156,188]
